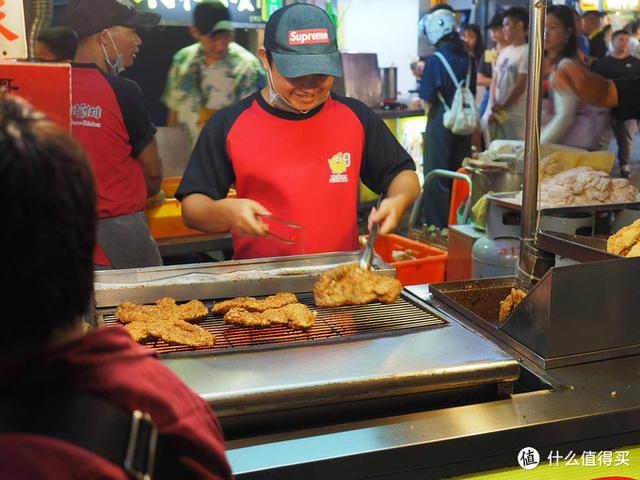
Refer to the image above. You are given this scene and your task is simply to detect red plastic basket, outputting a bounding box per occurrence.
[372,234,447,286]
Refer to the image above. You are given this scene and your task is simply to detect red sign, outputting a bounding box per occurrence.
[0,62,71,130]
[288,28,330,45]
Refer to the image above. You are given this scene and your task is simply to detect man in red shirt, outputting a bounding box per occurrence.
[177,3,420,260]
[69,0,164,269]
[0,94,232,479]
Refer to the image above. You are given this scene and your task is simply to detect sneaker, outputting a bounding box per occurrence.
[621,166,631,179]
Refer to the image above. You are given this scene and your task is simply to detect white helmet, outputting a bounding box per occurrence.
[423,9,458,46]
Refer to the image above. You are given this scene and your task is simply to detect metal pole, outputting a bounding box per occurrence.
[518,0,554,282]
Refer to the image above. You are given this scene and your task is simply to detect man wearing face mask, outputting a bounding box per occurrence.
[162,0,265,147]
[68,0,164,269]
[176,3,420,260]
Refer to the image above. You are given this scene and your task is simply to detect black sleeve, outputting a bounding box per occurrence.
[613,77,640,120]
[175,97,253,201]
[470,58,477,96]
[334,95,416,195]
[110,76,157,158]
[478,56,492,78]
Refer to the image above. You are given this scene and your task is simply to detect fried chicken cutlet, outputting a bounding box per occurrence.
[607,219,640,257]
[116,297,208,324]
[223,303,317,330]
[116,297,213,347]
[313,263,402,307]
[124,320,214,347]
[212,292,298,314]
[499,288,527,322]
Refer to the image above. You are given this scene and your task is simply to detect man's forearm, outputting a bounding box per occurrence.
[181,194,232,234]
[386,170,420,211]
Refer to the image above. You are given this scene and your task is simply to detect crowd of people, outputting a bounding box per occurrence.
[415,4,640,227]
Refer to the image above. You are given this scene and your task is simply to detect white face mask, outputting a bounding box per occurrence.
[100,29,125,76]
[265,65,331,115]
[266,65,308,114]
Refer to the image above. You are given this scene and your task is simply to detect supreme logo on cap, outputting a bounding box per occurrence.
[288,29,330,45]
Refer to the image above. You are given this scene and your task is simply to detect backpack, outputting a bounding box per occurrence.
[434,52,478,135]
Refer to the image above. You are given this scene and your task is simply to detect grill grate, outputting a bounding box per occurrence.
[100,292,446,358]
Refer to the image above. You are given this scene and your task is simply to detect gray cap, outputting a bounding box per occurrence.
[264,3,342,78]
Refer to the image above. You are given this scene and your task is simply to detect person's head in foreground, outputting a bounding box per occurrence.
[258,2,342,114]
[0,93,96,353]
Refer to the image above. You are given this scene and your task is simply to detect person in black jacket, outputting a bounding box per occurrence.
[419,7,476,228]
[582,11,607,60]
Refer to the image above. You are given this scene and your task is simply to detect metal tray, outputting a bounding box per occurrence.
[537,231,619,262]
[487,191,640,214]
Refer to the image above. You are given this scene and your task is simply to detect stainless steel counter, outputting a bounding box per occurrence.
[199,285,640,479]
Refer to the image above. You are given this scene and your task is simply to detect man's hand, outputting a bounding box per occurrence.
[224,198,272,237]
[181,194,271,236]
[367,170,420,235]
[368,196,404,234]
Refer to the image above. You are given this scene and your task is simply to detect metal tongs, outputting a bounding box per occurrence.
[358,196,383,270]
[258,214,302,245]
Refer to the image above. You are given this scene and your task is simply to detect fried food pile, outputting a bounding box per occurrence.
[498,288,527,322]
[607,219,640,257]
[313,263,402,308]
[116,297,214,347]
[215,293,317,330]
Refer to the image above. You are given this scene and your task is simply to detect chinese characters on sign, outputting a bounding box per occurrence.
[132,0,282,25]
[547,450,631,467]
[0,0,27,59]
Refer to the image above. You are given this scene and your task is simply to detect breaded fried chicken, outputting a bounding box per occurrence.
[212,292,298,314]
[116,297,213,347]
[313,263,402,307]
[223,303,317,330]
[147,320,214,347]
[499,288,527,322]
[607,219,640,257]
[116,298,208,324]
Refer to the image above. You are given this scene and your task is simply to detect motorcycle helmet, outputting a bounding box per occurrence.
[422,9,458,45]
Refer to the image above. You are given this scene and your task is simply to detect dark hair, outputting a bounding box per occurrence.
[505,6,529,31]
[194,0,231,35]
[627,20,640,35]
[612,28,630,41]
[437,31,468,53]
[547,5,578,61]
[463,24,484,61]
[488,11,505,29]
[0,94,96,348]
[582,11,601,22]
[37,26,79,61]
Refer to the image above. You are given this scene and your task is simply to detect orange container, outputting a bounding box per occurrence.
[161,176,182,198]
[144,198,203,240]
[373,234,447,286]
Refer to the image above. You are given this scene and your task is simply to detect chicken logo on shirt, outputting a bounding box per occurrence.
[328,152,351,183]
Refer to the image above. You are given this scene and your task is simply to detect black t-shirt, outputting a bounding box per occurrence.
[592,55,640,80]
[614,77,640,120]
[589,30,608,59]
